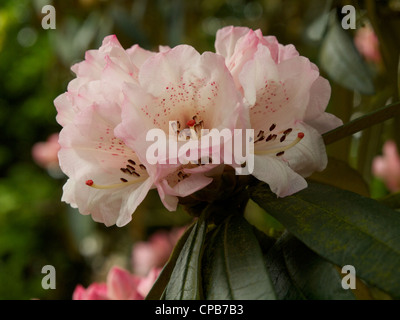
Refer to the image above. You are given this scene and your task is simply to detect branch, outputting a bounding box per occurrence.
[323,101,400,145]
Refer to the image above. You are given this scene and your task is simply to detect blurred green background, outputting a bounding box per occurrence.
[0,0,399,299]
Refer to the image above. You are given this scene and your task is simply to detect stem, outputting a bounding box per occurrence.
[323,101,400,145]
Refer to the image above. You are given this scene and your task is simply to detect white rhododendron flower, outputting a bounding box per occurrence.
[55,35,157,226]
[54,26,342,227]
[55,35,244,226]
[115,44,245,211]
[215,26,343,196]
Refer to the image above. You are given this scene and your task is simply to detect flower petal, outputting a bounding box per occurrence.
[253,154,308,197]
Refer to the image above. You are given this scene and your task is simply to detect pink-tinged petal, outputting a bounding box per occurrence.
[107,266,142,300]
[126,44,156,69]
[253,154,308,197]
[215,26,251,60]
[283,123,328,177]
[224,30,265,88]
[54,93,76,127]
[72,283,109,300]
[72,285,86,300]
[304,76,343,134]
[277,43,299,63]
[116,177,154,227]
[242,54,319,134]
[137,268,161,298]
[72,35,135,79]
[158,45,171,53]
[239,43,279,106]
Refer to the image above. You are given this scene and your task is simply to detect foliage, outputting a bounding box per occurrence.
[0,0,399,299]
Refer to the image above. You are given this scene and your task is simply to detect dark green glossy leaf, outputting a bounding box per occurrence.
[250,181,400,299]
[163,217,207,300]
[202,214,276,300]
[319,12,375,95]
[145,223,195,300]
[264,235,306,300]
[279,233,355,300]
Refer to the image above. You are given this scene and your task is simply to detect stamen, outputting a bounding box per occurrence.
[269,123,276,131]
[85,176,146,189]
[280,135,286,143]
[255,134,265,143]
[139,164,147,170]
[276,151,285,157]
[256,132,305,156]
[266,134,277,142]
[189,126,198,140]
[127,165,135,171]
[283,128,293,136]
[128,159,136,165]
[187,119,196,127]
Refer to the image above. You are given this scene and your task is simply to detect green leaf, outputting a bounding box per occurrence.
[145,223,195,300]
[202,214,276,300]
[279,233,355,300]
[250,181,400,299]
[319,12,375,95]
[163,216,207,300]
[264,235,306,300]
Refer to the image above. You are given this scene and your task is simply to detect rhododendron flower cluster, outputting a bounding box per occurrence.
[54,26,342,226]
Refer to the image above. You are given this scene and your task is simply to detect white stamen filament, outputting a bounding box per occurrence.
[86,177,147,189]
[255,133,304,156]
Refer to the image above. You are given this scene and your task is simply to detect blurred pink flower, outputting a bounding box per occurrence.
[372,141,400,192]
[215,26,343,197]
[73,266,160,300]
[354,24,382,64]
[132,227,185,276]
[32,133,60,170]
